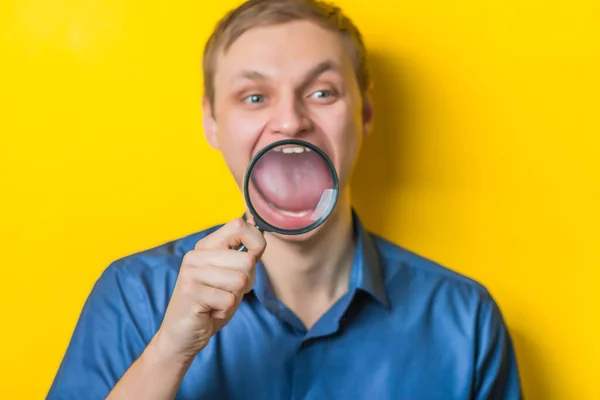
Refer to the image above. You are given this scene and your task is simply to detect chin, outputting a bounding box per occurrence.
[265,218,332,244]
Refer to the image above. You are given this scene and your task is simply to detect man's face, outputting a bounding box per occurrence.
[203,20,372,231]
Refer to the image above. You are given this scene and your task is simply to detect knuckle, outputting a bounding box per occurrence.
[229,218,246,231]
[178,265,194,282]
[258,235,267,247]
[225,292,237,309]
[240,253,255,271]
[182,250,197,266]
[194,237,208,250]
[234,271,248,289]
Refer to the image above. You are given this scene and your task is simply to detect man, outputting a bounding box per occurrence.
[48,0,522,399]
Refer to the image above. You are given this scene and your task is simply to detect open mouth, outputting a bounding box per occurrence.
[249,144,334,227]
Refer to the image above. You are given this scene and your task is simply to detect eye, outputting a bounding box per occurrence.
[243,94,265,104]
[311,90,332,99]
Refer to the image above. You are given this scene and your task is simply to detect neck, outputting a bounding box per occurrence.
[258,193,356,328]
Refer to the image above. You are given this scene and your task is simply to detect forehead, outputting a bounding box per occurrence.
[213,20,356,85]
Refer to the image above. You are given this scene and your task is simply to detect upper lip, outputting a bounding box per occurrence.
[249,138,335,171]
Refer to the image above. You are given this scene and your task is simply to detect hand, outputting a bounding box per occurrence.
[152,218,266,364]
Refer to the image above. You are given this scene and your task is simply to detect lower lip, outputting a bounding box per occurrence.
[248,182,318,232]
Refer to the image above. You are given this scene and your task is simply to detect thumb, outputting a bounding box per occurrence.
[246,215,266,260]
[245,214,263,234]
[244,212,256,227]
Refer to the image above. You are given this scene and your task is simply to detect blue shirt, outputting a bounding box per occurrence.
[48,212,522,399]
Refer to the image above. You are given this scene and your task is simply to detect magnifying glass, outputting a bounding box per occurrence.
[237,138,339,251]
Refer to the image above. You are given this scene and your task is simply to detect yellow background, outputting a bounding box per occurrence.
[1,0,598,398]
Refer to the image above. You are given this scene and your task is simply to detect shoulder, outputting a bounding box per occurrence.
[88,224,224,323]
[79,224,226,334]
[366,232,514,357]
[368,232,498,323]
[47,226,226,399]
[105,224,223,283]
[371,232,490,293]
[367,233,522,396]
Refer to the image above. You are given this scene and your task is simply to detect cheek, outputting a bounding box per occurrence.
[217,109,267,182]
[313,102,360,175]
[220,109,265,145]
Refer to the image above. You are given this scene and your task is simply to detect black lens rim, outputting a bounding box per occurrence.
[243,138,339,235]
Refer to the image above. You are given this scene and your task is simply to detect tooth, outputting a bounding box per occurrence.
[280,146,307,154]
[273,147,282,152]
[305,147,311,152]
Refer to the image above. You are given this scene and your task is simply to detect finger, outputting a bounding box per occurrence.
[209,309,228,320]
[195,265,248,296]
[183,250,256,274]
[196,285,237,316]
[245,213,257,227]
[195,218,266,258]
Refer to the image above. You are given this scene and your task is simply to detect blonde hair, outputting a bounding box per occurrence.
[202,0,371,106]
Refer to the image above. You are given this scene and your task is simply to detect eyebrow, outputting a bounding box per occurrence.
[302,60,341,85]
[231,60,342,86]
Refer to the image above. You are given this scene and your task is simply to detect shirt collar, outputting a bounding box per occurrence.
[247,210,389,309]
[347,210,389,307]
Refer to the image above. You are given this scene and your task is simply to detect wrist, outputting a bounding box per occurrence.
[144,332,196,372]
[106,332,193,400]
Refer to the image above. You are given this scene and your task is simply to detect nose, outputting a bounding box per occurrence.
[268,92,312,137]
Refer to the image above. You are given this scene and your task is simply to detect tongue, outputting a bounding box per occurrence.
[251,149,333,212]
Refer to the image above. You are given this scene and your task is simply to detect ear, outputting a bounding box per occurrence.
[362,89,374,136]
[202,95,219,149]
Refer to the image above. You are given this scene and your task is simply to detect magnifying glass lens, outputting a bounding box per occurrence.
[246,142,337,233]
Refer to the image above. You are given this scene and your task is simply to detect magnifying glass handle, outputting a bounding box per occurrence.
[236,225,264,252]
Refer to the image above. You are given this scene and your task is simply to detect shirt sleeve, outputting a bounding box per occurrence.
[47,263,152,400]
[474,291,523,400]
